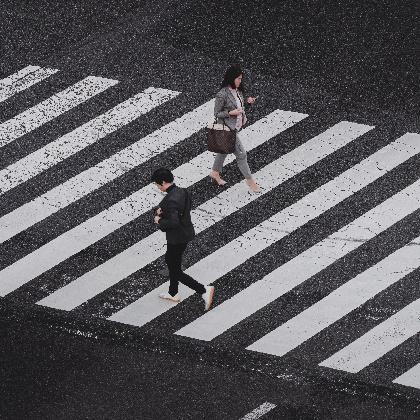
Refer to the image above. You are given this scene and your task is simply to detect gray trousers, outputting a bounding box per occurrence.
[211,131,252,179]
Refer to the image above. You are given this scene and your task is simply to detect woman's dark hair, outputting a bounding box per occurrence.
[151,167,174,185]
[221,64,245,92]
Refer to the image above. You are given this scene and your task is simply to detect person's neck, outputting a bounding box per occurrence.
[163,183,174,192]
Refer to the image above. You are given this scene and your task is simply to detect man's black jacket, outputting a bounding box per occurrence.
[157,184,195,244]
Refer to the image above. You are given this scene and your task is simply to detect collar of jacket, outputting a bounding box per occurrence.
[226,87,242,107]
[165,184,176,193]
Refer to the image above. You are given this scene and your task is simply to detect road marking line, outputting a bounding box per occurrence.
[0,100,213,243]
[101,122,372,326]
[175,133,420,342]
[248,219,420,356]
[0,87,179,194]
[0,76,118,147]
[240,402,277,419]
[2,110,305,297]
[320,288,420,373]
[177,169,420,342]
[393,364,420,389]
[33,110,307,307]
[0,65,58,103]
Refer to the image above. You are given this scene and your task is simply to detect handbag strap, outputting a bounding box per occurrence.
[212,116,230,131]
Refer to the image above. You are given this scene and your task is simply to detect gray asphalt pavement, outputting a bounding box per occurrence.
[1,313,419,420]
[0,1,419,418]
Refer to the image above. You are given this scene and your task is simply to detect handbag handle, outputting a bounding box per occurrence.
[213,112,234,131]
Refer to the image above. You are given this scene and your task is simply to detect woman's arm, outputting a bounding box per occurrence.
[214,91,230,119]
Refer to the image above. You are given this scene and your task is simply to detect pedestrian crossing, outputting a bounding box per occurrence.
[0,87,179,194]
[37,120,364,311]
[1,65,420,394]
[0,76,118,147]
[0,109,306,294]
[0,99,213,242]
[176,143,420,343]
[320,281,420,372]
[0,65,58,103]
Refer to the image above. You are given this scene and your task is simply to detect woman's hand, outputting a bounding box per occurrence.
[228,108,243,116]
[247,97,257,104]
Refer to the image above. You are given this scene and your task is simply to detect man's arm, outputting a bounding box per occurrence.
[157,203,181,231]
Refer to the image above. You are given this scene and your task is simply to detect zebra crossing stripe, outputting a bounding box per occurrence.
[169,134,420,334]
[0,110,305,297]
[0,87,179,195]
[240,402,277,419]
[0,76,118,147]
[393,364,420,389]
[0,100,214,244]
[246,195,420,356]
[0,65,58,103]
[319,278,420,373]
[33,110,307,308]
[95,122,374,326]
[176,149,420,343]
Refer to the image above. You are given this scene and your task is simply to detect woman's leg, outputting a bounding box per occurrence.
[211,153,228,184]
[212,153,227,173]
[236,132,261,192]
[234,132,252,179]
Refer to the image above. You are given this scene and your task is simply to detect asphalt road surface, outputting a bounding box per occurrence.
[0,1,419,418]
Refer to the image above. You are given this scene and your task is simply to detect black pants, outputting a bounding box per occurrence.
[165,242,206,296]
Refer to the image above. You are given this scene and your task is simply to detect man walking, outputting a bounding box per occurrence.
[152,168,215,310]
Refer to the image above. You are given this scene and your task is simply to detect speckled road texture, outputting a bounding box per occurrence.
[0,0,419,419]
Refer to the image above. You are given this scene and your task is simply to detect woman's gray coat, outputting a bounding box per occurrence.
[214,87,247,131]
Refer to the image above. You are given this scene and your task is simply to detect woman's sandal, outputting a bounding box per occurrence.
[246,179,262,193]
[209,175,227,186]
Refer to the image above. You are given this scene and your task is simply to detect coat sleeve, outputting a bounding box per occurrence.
[157,202,181,231]
[214,91,230,119]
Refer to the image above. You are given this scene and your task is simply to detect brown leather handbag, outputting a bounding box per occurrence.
[206,117,236,154]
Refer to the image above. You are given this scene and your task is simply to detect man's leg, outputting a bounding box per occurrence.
[165,243,184,297]
[164,242,213,310]
[174,243,206,294]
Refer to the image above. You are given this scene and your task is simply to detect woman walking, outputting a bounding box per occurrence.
[210,64,261,193]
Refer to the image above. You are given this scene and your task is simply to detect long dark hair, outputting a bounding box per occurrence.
[221,64,245,92]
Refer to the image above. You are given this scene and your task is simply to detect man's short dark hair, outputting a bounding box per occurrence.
[151,167,174,185]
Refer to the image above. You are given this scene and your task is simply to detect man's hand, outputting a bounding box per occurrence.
[155,207,162,223]
[246,96,257,104]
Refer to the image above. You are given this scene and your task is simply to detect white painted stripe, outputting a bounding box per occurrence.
[177,152,420,343]
[240,402,277,419]
[0,66,58,103]
[34,110,307,307]
[0,100,214,244]
[246,207,420,356]
[320,290,420,373]
[0,76,118,147]
[2,110,305,298]
[103,122,372,326]
[0,87,179,195]
[393,364,420,389]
